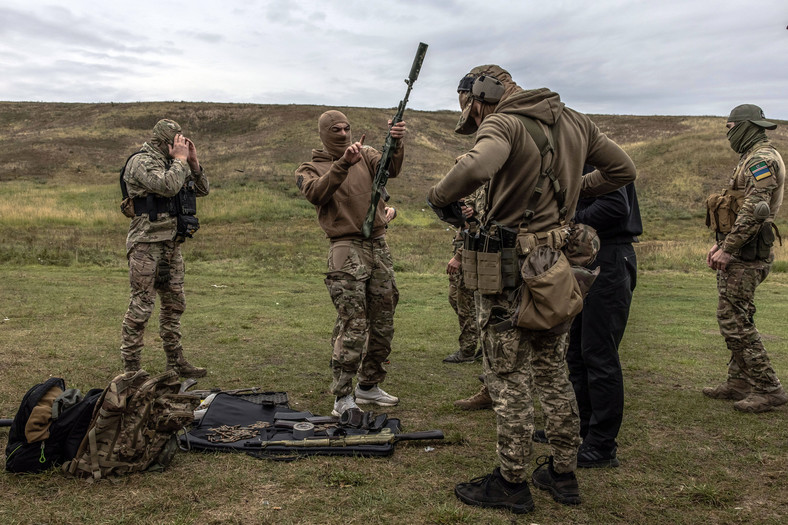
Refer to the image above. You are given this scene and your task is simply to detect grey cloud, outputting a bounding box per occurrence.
[0,6,133,53]
[1,0,786,119]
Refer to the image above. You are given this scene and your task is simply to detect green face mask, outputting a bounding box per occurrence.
[727,121,766,154]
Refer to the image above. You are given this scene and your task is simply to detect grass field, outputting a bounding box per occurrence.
[1,102,788,524]
[1,266,787,524]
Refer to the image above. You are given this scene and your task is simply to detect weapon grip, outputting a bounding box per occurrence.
[395,430,445,441]
[361,192,381,238]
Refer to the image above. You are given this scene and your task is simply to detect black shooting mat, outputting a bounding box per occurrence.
[180,392,400,457]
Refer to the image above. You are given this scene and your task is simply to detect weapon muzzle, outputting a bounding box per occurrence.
[408,42,429,82]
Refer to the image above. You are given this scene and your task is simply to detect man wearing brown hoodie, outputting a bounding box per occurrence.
[296,110,406,417]
[428,66,636,513]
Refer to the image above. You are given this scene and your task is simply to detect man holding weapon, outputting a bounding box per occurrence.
[295,43,427,417]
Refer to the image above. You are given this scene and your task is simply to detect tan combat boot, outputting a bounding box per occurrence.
[733,387,788,413]
[702,379,750,400]
[165,348,207,378]
[454,385,492,410]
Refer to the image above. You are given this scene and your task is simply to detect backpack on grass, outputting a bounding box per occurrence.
[5,377,102,473]
[63,369,198,481]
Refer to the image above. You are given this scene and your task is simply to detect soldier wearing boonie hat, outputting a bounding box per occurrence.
[704,104,786,413]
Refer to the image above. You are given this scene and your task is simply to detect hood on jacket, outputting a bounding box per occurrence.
[496,87,565,126]
[455,65,564,132]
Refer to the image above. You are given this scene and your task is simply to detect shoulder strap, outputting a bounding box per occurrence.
[511,115,567,230]
[119,151,145,199]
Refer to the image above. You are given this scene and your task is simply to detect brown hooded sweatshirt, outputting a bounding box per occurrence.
[428,87,636,232]
[296,140,404,240]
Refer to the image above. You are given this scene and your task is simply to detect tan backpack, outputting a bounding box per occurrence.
[64,370,198,481]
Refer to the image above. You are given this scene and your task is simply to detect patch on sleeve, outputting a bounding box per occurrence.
[749,161,773,181]
[296,174,304,189]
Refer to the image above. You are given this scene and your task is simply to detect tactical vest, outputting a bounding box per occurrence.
[119,151,200,242]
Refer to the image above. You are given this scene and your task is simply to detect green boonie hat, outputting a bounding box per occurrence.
[727,104,777,130]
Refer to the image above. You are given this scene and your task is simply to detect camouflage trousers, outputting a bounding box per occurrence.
[717,258,782,393]
[121,242,186,364]
[479,292,581,482]
[448,269,479,357]
[325,238,399,397]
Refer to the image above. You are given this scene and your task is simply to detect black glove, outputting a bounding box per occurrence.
[427,199,466,227]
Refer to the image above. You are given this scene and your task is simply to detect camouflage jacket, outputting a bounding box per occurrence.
[124,142,209,250]
[452,184,488,253]
[721,139,785,254]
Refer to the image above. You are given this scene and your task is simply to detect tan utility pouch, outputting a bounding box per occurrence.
[120,197,135,218]
[461,249,479,291]
[706,190,745,234]
[500,247,519,289]
[516,227,568,256]
[476,251,503,295]
[516,246,582,330]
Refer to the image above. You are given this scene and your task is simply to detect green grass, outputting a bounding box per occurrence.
[1,266,787,524]
[2,103,788,524]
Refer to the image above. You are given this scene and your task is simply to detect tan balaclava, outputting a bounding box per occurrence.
[150,119,182,156]
[455,65,520,134]
[319,110,352,159]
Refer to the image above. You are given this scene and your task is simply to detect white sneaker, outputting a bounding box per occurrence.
[355,385,399,406]
[332,394,359,417]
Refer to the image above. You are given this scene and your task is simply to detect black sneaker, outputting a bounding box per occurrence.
[531,456,581,505]
[532,429,548,443]
[455,467,535,514]
[577,443,620,468]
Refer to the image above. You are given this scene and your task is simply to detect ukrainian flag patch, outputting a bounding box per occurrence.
[749,161,772,181]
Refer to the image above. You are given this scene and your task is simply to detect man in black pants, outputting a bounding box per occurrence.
[536,177,641,467]
[567,180,641,467]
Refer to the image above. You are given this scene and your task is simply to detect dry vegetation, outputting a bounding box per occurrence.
[1,102,788,524]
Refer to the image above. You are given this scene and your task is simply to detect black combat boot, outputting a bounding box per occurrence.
[532,429,548,443]
[531,455,581,505]
[454,467,535,514]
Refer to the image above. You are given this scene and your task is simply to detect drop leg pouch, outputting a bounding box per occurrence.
[516,247,582,331]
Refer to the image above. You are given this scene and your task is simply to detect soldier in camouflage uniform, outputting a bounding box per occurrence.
[428,65,636,513]
[451,184,496,410]
[120,119,209,378]
[704,104,787,413]
[444,184,486,364]
[295,110,406,417]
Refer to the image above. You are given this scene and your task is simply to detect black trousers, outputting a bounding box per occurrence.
[566,242,636,452]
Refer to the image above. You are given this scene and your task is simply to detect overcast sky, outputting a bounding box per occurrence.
[1,0,787,119]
